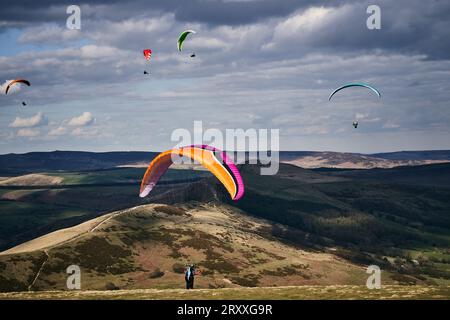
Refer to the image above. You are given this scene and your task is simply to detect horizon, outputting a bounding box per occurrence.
[1,148,450,157]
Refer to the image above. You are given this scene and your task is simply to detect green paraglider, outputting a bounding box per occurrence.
[177,30,196,52]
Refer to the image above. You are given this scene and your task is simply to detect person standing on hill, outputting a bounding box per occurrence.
[185,264,200,289]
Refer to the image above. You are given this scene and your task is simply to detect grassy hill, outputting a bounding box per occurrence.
[228,163,450,285]
[0,167,210,251]
[0,203,373,292]
[0,153,449,297]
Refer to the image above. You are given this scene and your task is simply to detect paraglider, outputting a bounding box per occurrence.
[328,83,381,128]
[4,79,30,95]
[328,83,381,101]
[178,30,196,57]
[139,145,244,201]
[143,49,152,61]
[143,49,152,75]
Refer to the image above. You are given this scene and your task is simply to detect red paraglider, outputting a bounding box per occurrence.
[143,49,152,61]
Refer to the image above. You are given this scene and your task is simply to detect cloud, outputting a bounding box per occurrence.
[1,1,450,153]
[48,126,68,136]
[0,1,321,30]
[67,112,95,127]
[18,24,82,44]
[47,112,95,138]
[9,112,48,128]
[16,128,40,137]
[70,127,99,138]
[7,1,450,59]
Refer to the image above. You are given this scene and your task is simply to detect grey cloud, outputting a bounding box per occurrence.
[1,1,450,153]
[6,0,450,60]
[0,0,328,26]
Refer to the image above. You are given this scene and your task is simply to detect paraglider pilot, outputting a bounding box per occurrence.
[185,264,200,289]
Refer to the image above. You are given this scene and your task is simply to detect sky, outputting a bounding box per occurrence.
[0,0,450,154]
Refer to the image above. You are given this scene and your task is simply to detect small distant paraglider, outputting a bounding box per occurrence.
[143,49,152,75]
[178,30,196,58]
[328,83,381,101]
[328,83,381,128]
[3,79,31,107]
[143,49,152,61]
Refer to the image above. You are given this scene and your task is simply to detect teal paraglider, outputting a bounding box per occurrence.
[328,83,381,101]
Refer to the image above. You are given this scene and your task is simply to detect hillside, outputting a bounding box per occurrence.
[227,163,450,286]
[0,167,211,251]
[0,156,449,294]
[0,203,372,292]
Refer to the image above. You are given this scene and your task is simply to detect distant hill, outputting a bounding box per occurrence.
[0,151,157,174]
[279,150,450,169]
[373,150,450,161]
[322,162,450,187]
[1,150,450,174]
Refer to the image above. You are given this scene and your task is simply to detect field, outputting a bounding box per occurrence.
[1,286,449,300]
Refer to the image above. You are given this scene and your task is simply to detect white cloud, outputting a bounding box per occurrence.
[19,24,82,44]
[48,112,95,138]
[70,127,98,137]
[16,128,40,138]
[276,7,332,34]
[67,112,95,127]
[9,112,48,128]
[48,126,68,136]
[383,121,400,129]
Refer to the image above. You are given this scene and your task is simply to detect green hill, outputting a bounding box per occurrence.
[0,158,449,295]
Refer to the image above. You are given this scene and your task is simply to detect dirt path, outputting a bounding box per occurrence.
[28,249,49,291]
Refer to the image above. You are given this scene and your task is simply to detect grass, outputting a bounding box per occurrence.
[0,285,448,300]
